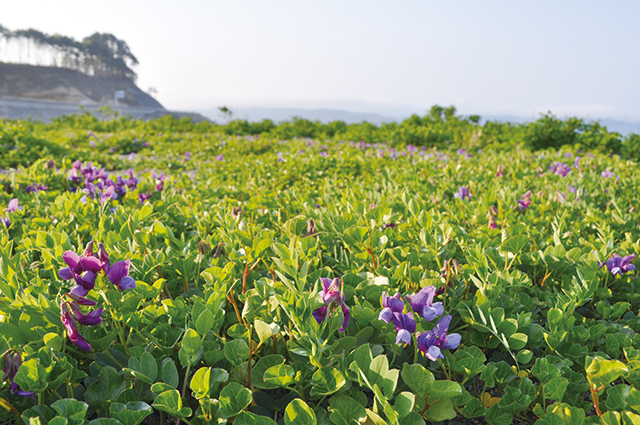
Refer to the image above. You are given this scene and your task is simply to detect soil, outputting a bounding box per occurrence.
[0,62,163,108]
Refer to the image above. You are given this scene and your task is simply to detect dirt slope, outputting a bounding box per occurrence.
[0,62,163,108]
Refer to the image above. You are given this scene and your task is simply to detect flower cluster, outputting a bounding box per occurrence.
[517,191,532,210]
[488,206,499,229]
[26,183,48,194]
[378,285,460,361]
[1,198,21,227]
[454,186,472,201]
[312,278,350,332]
[600,254,636,276]
[58,242,136,351]
[3,352,35,399]
[68,161,139,204]
[549,162,572,177]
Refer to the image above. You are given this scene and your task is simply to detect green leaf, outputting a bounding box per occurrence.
[532,357,561,385]
[51,399,88,425]
[195,309,215,336]
[152,390,192,419]
[150,383,174,394]
[190,367,211,399]
[255,319,275,344]
[401,363,435,397]
[537,413,566,425]
[284,399,317,425]
[44,333,62,351]
[182,328,202,358]
[398,412,425,425]
[224,339,250,367]
[501,234,528,255]
[394,392,415,418]
[139,352,157,382]
[85,366,126,405]
[586,356,629,388]
[368,355,399,399]
[235,411,278,425]
[328,395,367,425]
[508,333,528,350]
[88,419,122,425]
[426,380,462,400]
[485,404,513,425]
[252,355,285,389]
[263,364,296,388]
[546,402,586,425]
[516,350,533,364]
[310,367,346,397]
[109,402,153,425]
[461,397,486,418]
[219,382,252,418]
[543,377,569,401]
[161,359,179,389]
[425,399,456,422]
[601,411,621,425]
[13,358,48,393]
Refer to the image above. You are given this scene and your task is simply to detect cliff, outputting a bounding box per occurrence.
[0,62,162,108]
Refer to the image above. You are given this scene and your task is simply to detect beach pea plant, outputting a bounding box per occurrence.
[0,113,640,424]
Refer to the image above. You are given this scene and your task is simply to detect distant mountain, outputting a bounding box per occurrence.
[197,107,402,125]
[197,107,639,135]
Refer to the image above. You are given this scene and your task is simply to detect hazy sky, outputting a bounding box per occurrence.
[3,1,640,120]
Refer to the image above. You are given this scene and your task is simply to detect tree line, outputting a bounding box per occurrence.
[0,23,138,80]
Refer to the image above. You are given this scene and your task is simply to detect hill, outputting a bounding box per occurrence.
[0,62,162,108]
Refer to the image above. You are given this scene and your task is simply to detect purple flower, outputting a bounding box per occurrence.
[71,304,104,326]
[6,199,21,213]
[3,352,35,399]
[216,154,224,161]
[454,186,472,201]
[318,278,341,305]
[378,292,416,345]
[416,315,461,361]
[489,215,498,229]
[517,191,532,210]
[312,277,350,332]
[378,292,405,322]
[67,287,97,306]
[392,312,416,345]
[109,147,116,153]
[98,242,110,273]
[26,183,47,194]
[603,254,636,275]
[128,152,137,161]
[406,286,444,321]
[550,162,572,177]
[601,169,615,178]
[152,171,165,191]
[61,302,91,351]
[108,259,136,290]
[139,193,151,203]
[185,151,191,160]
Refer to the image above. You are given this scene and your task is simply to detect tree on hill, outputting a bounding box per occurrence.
[0,23,138,80]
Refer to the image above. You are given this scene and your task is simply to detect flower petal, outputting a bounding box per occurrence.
[378,307,393,323]
[63,251,81,269]
[396,329,412,345]
[80,256,102,273]
[116,276,136,291]
[58,267,74,281]
[426,345,443,361]
[442,333,461,350]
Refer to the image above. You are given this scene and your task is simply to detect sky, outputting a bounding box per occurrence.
[2,1,640,122]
